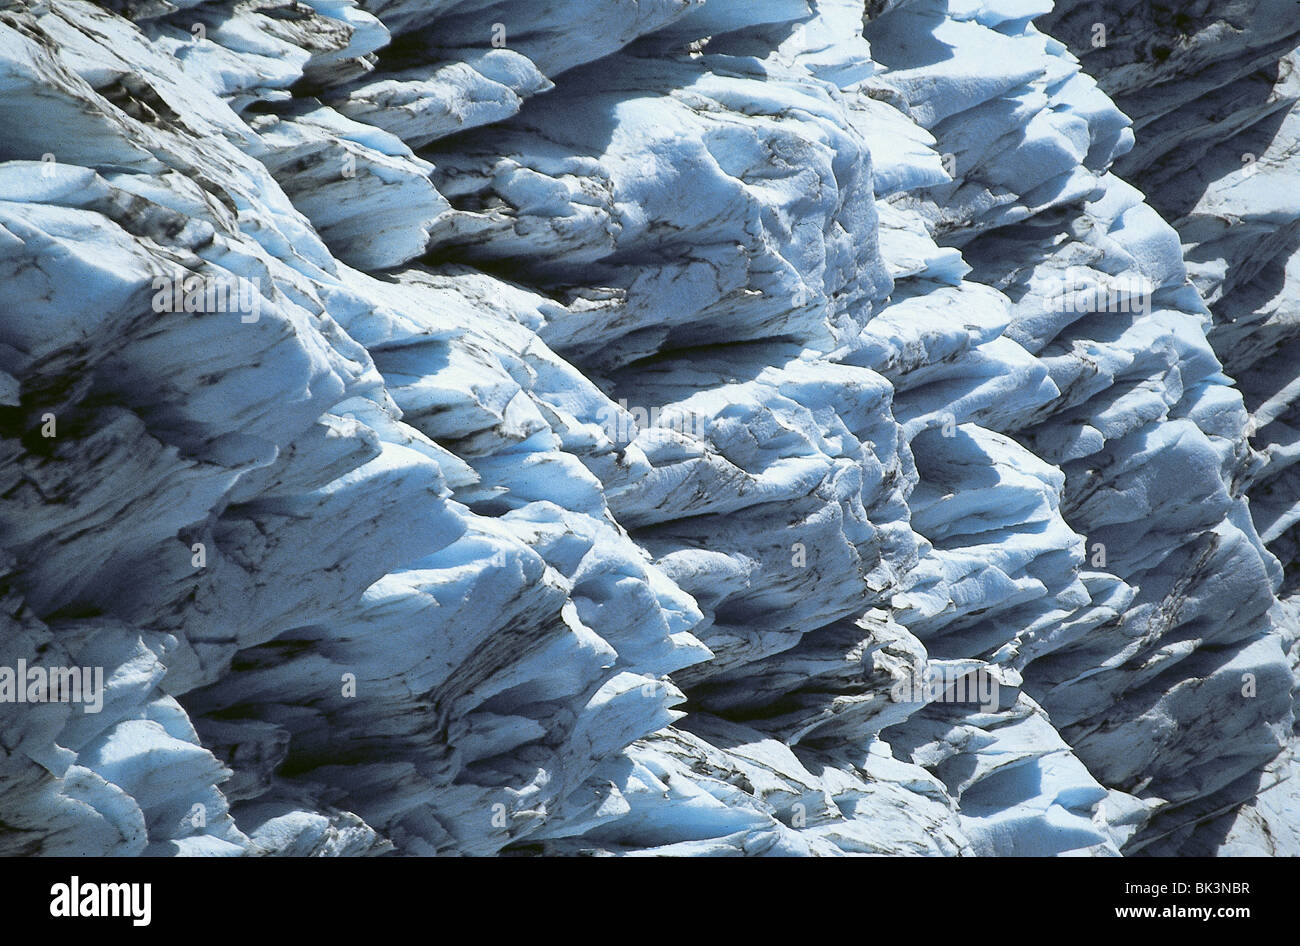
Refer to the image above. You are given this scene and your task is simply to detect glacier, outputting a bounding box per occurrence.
[0,0,1298,857]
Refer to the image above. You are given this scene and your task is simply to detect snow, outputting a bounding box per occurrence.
[1,0,1298,856]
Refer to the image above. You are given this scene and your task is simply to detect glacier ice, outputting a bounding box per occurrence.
[0,0,1298,857]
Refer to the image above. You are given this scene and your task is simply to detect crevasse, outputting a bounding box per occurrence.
[0,0,1297,856]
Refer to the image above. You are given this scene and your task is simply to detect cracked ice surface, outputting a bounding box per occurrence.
[0,0,1297,856]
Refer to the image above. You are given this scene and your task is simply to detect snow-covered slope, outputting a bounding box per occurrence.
[0,0,1296,855]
